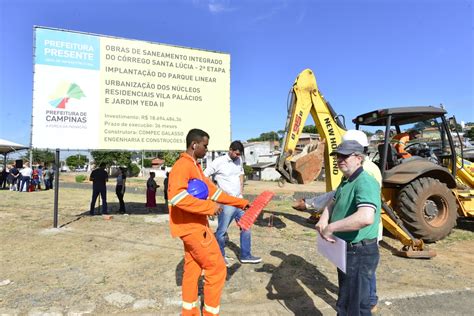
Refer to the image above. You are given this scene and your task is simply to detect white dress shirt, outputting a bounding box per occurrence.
[204,154,244,197]
[20,167,33,177]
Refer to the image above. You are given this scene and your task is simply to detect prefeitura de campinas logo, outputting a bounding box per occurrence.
[45,81,88,124]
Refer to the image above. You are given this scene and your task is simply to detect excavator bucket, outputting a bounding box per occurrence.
[291,141,325,184]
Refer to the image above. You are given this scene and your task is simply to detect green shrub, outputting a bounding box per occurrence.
[143,158,152,168]
[129,164,140,177]
[243,165,254,177]
[75,175,87,183]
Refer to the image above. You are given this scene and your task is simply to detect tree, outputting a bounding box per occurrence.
[302,125,317,134]
[247,131,280,142]
[243,164,254,178]
[90,151,133,168]
[261,131,279,141]
[90,151,115,167]
[143,158,152,168]
[66,154,89,169]
[144,151,161,159]
[362,130,374,137]
[23,149,55,165]
[163,151,180,167]
[465,127,474,140]
[414,120,437,131]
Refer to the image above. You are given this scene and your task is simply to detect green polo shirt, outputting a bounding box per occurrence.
[330,167,381,243]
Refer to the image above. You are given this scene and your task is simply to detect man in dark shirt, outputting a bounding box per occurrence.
[163,171,169,209]
[0,167,8,189]
[9,166,20,191]
[89,162,109,215]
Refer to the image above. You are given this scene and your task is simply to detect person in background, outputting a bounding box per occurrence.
[168,128,249,316]
[37,165,43,190]
[391,129,421,159]
[204,140,262,265]
[19,162,32,192]
[163,171,169,209]
[0,166,8,189]
[146,171,159,211]
[31,166,39,191]
[115,167,127,214]
[43,166,51,190]
[8,165,19,191]
[89,162,109,216]
[50,166,55,190]
[315,140,381,315]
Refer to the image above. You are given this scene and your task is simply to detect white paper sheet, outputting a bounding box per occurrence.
[317,234,347,273]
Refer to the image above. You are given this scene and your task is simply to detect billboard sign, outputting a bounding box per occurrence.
[32,27,231,150]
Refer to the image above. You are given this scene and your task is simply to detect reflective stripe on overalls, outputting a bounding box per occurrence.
[203,303,220,315]
[182,299,199,310]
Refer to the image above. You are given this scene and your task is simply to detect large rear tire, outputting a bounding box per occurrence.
[397,177,457,243]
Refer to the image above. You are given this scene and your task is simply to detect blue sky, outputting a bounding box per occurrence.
[0,0,473,149]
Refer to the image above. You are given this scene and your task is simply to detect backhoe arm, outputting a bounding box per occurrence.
[277,69,346,191]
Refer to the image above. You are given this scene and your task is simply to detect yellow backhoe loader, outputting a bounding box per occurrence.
[276,69,474,258]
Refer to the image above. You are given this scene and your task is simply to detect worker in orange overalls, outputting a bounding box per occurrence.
[391,129,421,158]
[168,128,249,316]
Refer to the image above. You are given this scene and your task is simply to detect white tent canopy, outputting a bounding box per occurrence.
[0,138,29,155]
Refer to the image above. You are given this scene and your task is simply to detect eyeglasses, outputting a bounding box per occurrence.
[335,153,355,161]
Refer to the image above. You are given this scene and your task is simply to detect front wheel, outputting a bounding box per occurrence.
[397,177,457,242]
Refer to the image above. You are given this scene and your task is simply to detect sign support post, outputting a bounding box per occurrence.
[53,148,60,228]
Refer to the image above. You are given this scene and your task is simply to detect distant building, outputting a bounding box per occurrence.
[151,157,165,169]
[242,134,323,181]
[244,141,278,165]
[243,141,280,181]
[294,133,320,154]
[422,127,465,147]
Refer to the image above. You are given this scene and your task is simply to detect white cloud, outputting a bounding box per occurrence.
[251,0,289,23]
[206,0,236,14]
[209,3,226,13]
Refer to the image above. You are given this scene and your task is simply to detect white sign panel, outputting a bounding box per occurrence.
[32,27,231,150]
[317,234,347,273]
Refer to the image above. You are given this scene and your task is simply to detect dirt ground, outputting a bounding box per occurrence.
[0,177,473,315]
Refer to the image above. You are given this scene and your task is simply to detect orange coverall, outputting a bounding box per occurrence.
[391,132,412,158]
[168,153,249,316]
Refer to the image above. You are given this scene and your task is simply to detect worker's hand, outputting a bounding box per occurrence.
[243,204,250,210]
[315,221,326,235]
[315,220,335,242]
[213,205,223,215]
[319,224,336,243]
[292,199,307,211]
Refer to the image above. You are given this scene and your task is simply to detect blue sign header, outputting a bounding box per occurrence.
[35,28,100,70]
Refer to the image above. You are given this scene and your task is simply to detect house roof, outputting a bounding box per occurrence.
[151,158,165,164]
[249,162,275,170]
